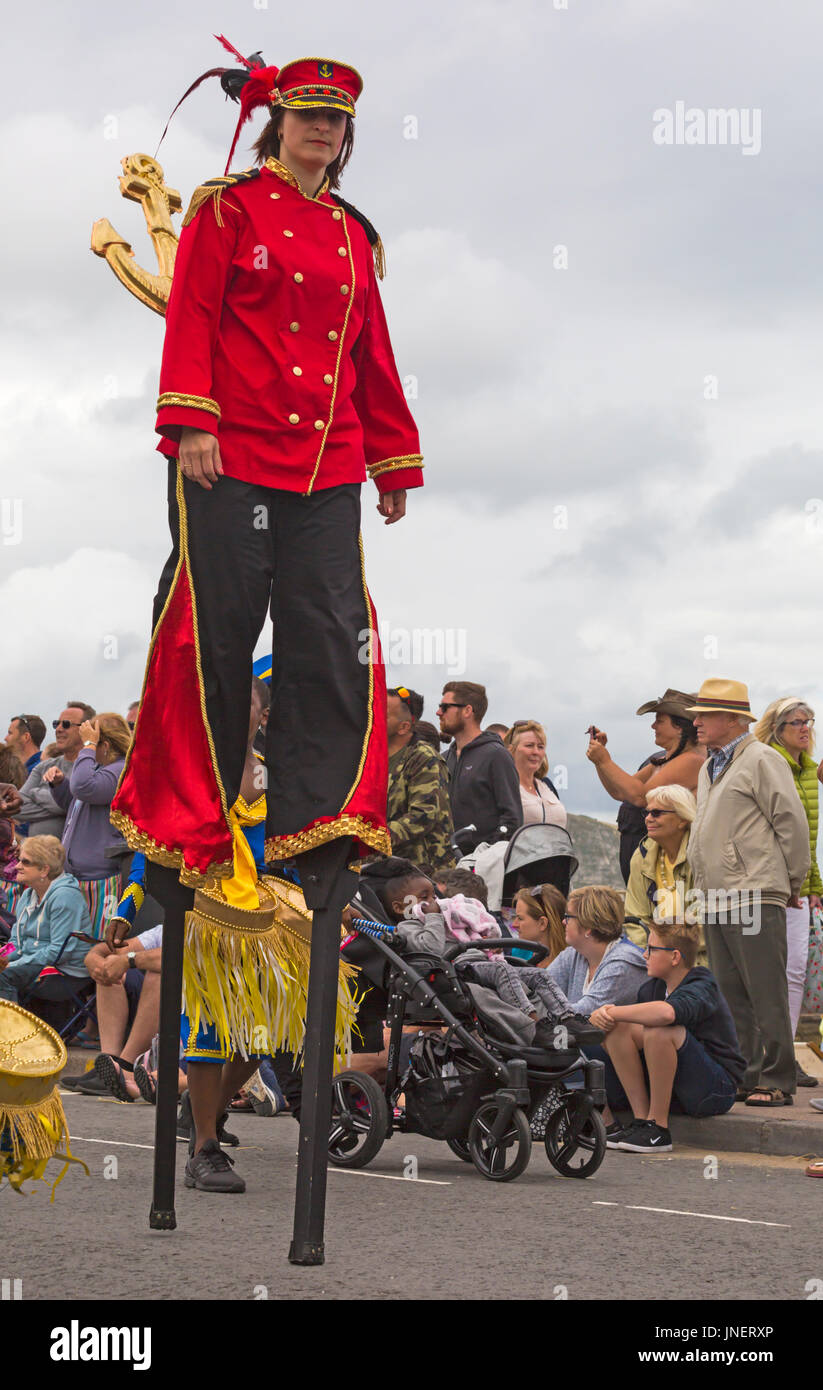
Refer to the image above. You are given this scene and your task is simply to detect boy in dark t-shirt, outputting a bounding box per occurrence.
[588,919,745,1153]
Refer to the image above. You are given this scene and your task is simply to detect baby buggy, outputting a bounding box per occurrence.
[329,885,607,1183]
[458,822,578,913]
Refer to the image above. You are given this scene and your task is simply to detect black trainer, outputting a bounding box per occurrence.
[605,1119,641,1149]
[75,1071,112,1097]
[184,1139,246,1193]
[617,1119,672,1153]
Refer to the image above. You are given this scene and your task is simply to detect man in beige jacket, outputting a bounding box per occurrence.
[687,679,809,1105]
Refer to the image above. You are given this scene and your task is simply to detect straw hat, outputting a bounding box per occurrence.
[686,678,756,721]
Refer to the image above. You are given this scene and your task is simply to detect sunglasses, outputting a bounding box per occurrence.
[645,808,673,820]
[13,715,31,732]
[784,718,814,729]
[19,856,37,867]
[437,702,463,713]
[52,719,82,730]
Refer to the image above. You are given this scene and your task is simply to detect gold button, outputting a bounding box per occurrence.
[332,209,342,220]
[270,192,281,199]
[323,374,333,385]
[289,413,300,424]
[292,366,302,376]
[289,322,300,332]
[340,284,349,295]
[294,272,304,283]
[283,229,294,238]
[314,419,325,431]
[328,330,338,341]
[338,247,347,257]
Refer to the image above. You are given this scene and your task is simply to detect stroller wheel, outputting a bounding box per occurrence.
[328,1071,388,1169]
[544,1094,606,1178]
[468,1102,531,1182]
[445,1136,472,1163]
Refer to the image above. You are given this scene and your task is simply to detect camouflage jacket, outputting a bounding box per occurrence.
[387,739,456,871]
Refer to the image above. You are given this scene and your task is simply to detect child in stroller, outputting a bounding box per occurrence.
[354,858,603,1053]
[334,857,608,1181]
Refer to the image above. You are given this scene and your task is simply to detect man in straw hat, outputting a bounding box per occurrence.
[686,678,809,1106]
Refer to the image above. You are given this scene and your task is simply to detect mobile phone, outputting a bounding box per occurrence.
[586,725,597,739]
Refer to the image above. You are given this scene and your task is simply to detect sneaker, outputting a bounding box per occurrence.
[75,1071,112,1097]
[60,1065,97,1091]
[796,1059,820,1088]
[605,1119,642,1149]
[245,1068,284,1118]
[617,1119,672,1153]
[184,1138,246,1193]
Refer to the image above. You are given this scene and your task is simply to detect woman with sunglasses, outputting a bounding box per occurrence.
[0,835,91,1004]
[753,698,822,1085]
[623,785,706,964]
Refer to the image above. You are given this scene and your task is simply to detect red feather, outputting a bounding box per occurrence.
[155,68,228,156]
[223,65,280,174]
[214,34,253,68]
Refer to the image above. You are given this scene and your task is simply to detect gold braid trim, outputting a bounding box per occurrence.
[156,392,221,419]
[109,810,234,889]
[182,169,259,227]
[264,815,391,860]
[367,455,424,478]
[373,235,386,281]
[182,884,359,1065]
[0,1088,90,1200]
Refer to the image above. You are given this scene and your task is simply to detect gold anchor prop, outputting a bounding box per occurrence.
[91,153,182,316]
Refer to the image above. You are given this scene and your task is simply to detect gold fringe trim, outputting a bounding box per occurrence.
[265,815,391,860]
[157,391,221,419]
[367,454,424,478]
[373,235,386,281]
[182,895,359,1066]
[110,810,234,889]
[0,1088,90,1201]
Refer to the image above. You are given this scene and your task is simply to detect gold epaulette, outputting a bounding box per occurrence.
[182,167,262,229]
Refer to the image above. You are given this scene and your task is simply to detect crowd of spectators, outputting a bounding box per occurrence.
[1,672,822,1175]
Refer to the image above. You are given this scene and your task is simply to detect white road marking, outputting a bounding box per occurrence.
[326,1168,451,1186]
[593,1200,789,1228]
[68,1136,156,1151]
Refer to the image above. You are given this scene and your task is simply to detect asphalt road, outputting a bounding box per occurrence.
[4,1085,821,1302]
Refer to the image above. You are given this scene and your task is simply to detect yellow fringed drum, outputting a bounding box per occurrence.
[0,1000,89,1197]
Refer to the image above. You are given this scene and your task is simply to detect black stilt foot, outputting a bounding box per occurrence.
[145,863,193,1233]
[289,837,357,1266]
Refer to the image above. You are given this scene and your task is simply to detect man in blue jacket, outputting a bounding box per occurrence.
[589,919,746,1152]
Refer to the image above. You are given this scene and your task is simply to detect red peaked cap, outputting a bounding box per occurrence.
[218,37,363,174]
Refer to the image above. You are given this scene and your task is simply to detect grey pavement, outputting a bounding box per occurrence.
[3,1079,822,1302]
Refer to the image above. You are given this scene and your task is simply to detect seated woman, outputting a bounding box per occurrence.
[623,785,707,965]
[0,835,91,1003]
[503,720,567,828]
[547,884,647,1015]
[511,884,567,964]
[43,713,132,941]
[586,690,705,877]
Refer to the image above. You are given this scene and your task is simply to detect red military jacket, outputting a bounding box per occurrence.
[155,157,423,496]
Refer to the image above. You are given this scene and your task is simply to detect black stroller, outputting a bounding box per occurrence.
[457,822,579,914]
[329,885,607,1183]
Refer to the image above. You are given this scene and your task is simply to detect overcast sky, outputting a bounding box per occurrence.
[3,0,823,818]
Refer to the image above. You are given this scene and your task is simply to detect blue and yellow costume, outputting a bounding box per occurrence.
[111,774,357,1067]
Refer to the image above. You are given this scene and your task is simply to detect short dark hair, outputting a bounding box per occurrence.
[66,701,96,722]
[443,682,488,723]
[388,687,423,724]
[15,714,45,747]
[251,109,355,191]
[359,856,431,919]
[413,720,443,750]
[434,867,488,908]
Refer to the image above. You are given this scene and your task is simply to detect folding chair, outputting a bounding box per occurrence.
[17,932,97,1041]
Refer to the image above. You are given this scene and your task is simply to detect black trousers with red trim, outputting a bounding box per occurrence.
[154,462,373,846]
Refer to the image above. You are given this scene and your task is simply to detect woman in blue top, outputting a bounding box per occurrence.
[0,835,91,1002]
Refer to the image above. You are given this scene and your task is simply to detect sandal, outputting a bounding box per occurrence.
[744,1088,793,1107]
[229,1092,254,1112]
[133,1059,157,1105]
[805,1160,823,1178]
[96,1054,135,1103]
